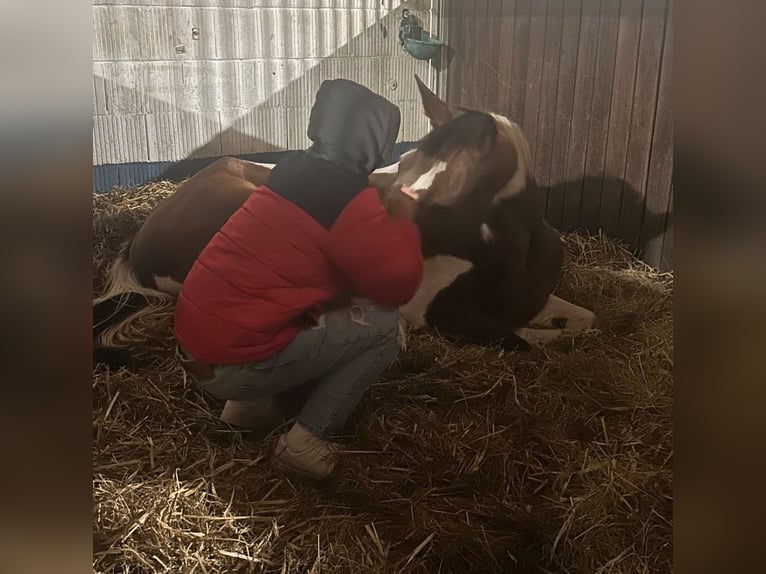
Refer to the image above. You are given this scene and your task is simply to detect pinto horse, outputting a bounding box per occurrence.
[94,75,594,368]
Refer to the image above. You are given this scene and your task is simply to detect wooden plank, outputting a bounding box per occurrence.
[561,0,601,231]
[469,0,492,110]
[598,0,643,238]
[659,183,673,271]
[445,0,466,106]
[579,0,620,233]
[521,0,548,172]
[533,0,564,189]
[639,4,673,267]
[482,0,505,111]
[460,0,481,108]
[545,0,583,229]
[509,0,531,124]
[495,0,517,115]
[619,0,669,249]
[438,0,454,102]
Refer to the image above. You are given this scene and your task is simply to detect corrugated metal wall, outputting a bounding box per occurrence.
[443,0,673,271]
[92,0,444,190]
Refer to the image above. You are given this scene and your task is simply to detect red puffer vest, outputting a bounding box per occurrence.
[173,184,422,365]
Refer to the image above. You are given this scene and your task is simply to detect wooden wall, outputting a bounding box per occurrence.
[442,0,673,271]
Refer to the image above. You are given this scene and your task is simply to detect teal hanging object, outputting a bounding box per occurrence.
[398,9,444,61]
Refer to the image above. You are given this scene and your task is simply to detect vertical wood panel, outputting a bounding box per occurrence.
[471,1,491,109]
[598,0,643,237]
[618,0,668,247]
[533,0,564,185]
[446,2,464,104]
[545,0,583,229]
[483,0,504,111]
[660,184,673,270]
[495,0,516,115]
[459,1,479,106]
[445,0,672,269]
[639,3,673,268]
[521,0,548,172]
[578,0,620,232]
[445,0,466,105]
[561,0,601,231]
[509,0,530,123]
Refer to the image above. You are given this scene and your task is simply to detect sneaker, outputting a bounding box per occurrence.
[273,423,340,480]
[219,398,284,430]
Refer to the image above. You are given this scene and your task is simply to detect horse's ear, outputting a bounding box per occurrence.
[415,74,453,128]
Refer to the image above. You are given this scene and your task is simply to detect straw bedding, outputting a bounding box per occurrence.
[93,182,673,573]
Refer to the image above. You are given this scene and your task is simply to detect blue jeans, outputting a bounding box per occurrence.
[193,304,400,438]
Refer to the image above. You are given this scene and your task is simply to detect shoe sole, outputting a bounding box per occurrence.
[273,456,334,481]
[273,440,336,481]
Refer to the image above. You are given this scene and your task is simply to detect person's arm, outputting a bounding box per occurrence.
[325,187,423,306]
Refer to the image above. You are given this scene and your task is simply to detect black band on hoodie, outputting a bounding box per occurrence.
[266,151,368,230]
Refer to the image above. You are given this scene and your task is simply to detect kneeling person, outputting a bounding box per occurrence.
[173,79,423,480]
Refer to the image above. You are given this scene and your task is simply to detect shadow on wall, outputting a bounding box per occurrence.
[93,1,450,190]
[542,174,673,269]
[155,3,446,183]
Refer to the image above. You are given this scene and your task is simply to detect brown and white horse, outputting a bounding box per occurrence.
[94,75,594,368]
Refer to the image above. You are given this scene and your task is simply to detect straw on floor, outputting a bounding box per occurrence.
[93,181,673,574]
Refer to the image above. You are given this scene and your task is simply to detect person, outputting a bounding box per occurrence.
[172,78,424,480]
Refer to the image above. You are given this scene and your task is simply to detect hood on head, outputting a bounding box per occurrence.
[305,78,401,178]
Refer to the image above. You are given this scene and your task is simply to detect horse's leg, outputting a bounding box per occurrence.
[525,294,596,333]
[94,344,138,371]
[511,327,565,347]
[424,272,530,351]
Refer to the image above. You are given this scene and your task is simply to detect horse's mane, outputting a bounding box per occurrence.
[418,109,498,160]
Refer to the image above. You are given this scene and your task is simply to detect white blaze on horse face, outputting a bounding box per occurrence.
[526,294,596,333]
[490,113,535,204]
[399,255,474,330]
[409,160,448,193]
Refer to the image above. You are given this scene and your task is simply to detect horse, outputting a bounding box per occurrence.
[94,74,595,370]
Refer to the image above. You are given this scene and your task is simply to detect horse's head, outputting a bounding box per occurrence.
[376,75,543,260]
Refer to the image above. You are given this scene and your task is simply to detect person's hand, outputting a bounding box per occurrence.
[387,186,419,221]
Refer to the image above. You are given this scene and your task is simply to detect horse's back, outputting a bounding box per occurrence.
[129,157,273,287]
